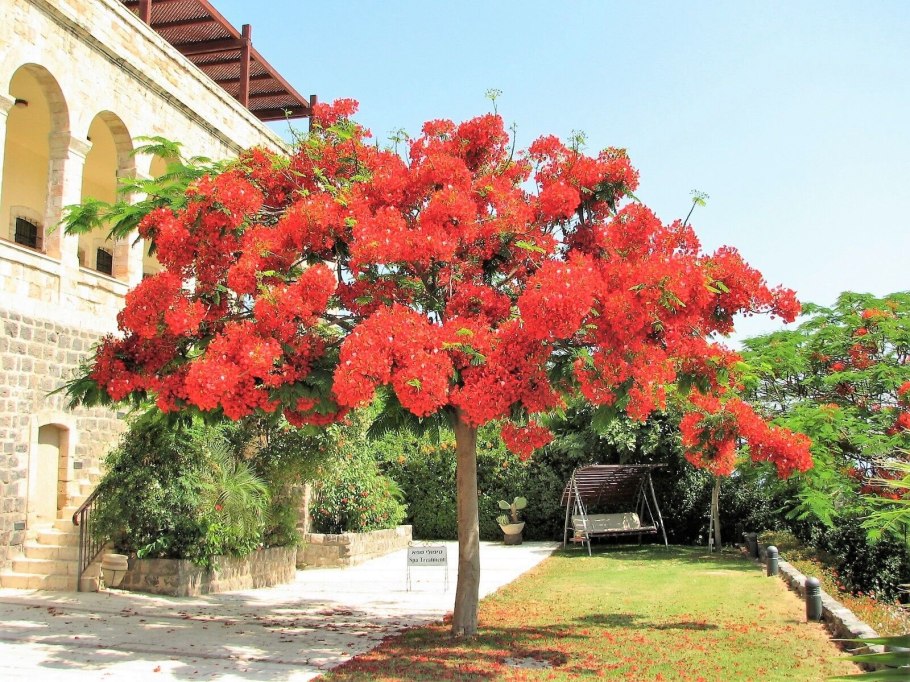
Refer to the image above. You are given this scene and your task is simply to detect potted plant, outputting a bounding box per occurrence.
[497,496,527,545]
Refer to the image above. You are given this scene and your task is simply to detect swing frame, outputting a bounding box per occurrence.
[560,464,668,555]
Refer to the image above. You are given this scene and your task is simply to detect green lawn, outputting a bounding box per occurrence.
[324,546,861,681]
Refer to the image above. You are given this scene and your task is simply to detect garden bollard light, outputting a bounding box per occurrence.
[766,545,779,577]
[805,577,823,621]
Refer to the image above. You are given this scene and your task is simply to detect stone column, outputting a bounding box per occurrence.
[113,169,148,287]
[47,132,91,304]
[0,95,14,214]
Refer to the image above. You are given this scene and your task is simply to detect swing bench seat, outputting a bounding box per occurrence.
[570,512,656,541]
[561,465,668,554]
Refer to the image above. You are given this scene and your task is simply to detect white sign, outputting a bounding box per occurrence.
[407,546,447,566]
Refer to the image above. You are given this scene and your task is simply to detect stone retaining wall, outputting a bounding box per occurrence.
[299,526,412,568]
[754,541,886,670]
[116,546,296,597]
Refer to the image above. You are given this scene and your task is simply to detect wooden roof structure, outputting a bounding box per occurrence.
[559,464,664,510]
[121,0,313,122]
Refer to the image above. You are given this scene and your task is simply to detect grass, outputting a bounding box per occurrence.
[758,530,910,636]
[323,545,861,681]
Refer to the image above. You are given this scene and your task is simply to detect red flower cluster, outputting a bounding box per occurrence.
[680,395,812,478]
[88,99,810,472]
[500,421,554,460]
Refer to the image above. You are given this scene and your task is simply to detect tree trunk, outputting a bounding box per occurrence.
[711,476,722,550]
[450,410,480,637]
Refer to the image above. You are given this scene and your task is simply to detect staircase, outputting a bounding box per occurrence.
[0,475,102,592]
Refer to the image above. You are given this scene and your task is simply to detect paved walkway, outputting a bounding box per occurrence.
[0,541,557,681]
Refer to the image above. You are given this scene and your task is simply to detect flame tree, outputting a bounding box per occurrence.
[65,101,812,636]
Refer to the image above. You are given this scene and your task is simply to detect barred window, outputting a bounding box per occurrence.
[14,217,41,250]
[96,248,113,276]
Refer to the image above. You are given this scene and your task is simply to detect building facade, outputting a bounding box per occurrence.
[0,0,309,584]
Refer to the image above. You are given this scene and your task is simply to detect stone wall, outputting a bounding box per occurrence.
[116,546,297,597]
[754,541,886,671]
[0,308,125,570]
[0,0,299,576]
[299,526,413,569]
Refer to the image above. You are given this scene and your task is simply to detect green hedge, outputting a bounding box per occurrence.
[374,410,791,546]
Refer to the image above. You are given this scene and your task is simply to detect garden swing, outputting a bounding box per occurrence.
[560,464,668,555]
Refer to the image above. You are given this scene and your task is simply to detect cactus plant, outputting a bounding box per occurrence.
[496,496,527,526]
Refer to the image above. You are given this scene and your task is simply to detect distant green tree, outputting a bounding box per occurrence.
[741,291,910,536]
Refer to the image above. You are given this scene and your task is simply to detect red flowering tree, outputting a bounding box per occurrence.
[67,100,812,636]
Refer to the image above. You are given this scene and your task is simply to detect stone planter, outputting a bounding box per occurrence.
[100,553,129,588]
[298,525,412,568]
[116,546,296,597]
[500,522,525,545]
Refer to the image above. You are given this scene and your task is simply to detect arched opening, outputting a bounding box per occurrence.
[32,424,69,526]
[78,112,135,280]
[142,154,169,278]
[0,65,68,254]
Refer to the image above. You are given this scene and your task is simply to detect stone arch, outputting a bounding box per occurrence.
[0,63,70,255]
[27,412,78,527]
[78,110,136,281]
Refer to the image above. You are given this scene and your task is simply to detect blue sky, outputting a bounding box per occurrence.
[215,0,909,343]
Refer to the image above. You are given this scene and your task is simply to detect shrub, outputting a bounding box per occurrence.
[93,417,266,566]
[310,445,407,534]
[381,440,458,539]
[93,413,330,566]
[808,517,910,600]
[250,422,337,547]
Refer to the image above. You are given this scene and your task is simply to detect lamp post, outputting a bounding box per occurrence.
[805,577,823,621]
[766,545,779,577]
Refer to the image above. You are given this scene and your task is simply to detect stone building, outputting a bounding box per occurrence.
[0,0,312,588]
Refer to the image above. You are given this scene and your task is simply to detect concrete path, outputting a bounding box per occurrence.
[0,541,557,681]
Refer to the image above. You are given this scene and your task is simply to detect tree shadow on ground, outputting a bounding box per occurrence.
[574,612,719,631]
[0,593,431,681]
[556,543,758,572]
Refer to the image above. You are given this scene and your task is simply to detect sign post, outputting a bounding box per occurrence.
[406,544,448,591]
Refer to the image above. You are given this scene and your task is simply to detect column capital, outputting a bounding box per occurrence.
[48,132,92,160]
[0,94,15,118]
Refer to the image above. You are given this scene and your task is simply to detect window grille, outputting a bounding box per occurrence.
[96,248,113,276]
[14,218,41,250]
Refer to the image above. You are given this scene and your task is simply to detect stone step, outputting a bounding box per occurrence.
[80,575,100,592]
[76,480,95,493]
[24,542,79,561]
[0,572,76,591]
[13,558,79,576]
[53,516,78,532]
[37,529,80,547]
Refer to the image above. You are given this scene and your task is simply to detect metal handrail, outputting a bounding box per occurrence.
[72,487,104,591]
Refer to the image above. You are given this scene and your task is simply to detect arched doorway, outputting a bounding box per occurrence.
[32,424,68,525]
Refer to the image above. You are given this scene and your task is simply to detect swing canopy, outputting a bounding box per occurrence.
[560,464,668,554]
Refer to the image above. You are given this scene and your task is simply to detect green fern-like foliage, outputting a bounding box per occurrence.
[863,460,910,542]
[832,634,910,679]
[365,387,448,443]
[191,435,270,546]
[59,136,222,243]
